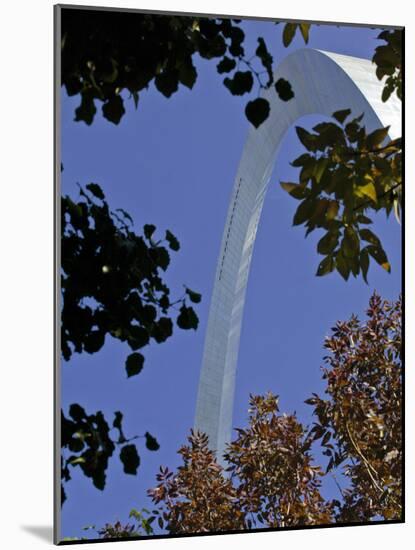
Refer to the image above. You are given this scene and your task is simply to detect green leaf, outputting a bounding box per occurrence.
[165,229,180,251]
[282,23,297,47]
[224,71,254,95]
[293,198,315,226]
[217,56,237,74]
[299,23,310,43]
[336,251,350,280]
[102,95,125,124]
[355,180,377,204]
[143,224,156,239]
[68,456,86,465]
[86,183,105,200]
[313,157,328,183]
[313,122,345,146]
[367,245,391,272]
[290,153,313,167]
[145,432,160,451]
[342,226,360,258]
[316,255,335,276]
[245,98,270,128]
[360,249,370,283]
[366,126,390,149]
[295,126,317,151]
[177,305,199,330]
[326,201,339,221]
[332,108,351,124]
[356,214,373,224]
[125,352,144,377]
[280,182,297,194]
[275,78,294,101]
[280,181,308,199]
[120,444,140,475]
[185,287,202,303]
[317,230,339,255]
[382,84,393,102]
[359,228,381,247]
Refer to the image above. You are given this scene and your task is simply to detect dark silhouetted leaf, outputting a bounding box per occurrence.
[69,404,86,422]
[128,325,149,350]
[177,305,199,330]
[332,108,351,124]
[86,183,105,200]
[186,288,202,303]
[84,330,106,353]
[275,78,294,101]
[102,95,125,124]
[113,411,123,431]
[125,352,144,377]
[155,71,179,98]
[75,94,96,125]
[296,126,317,151]
[217,56,236,74]
[120,444,140,475]
[224,71,253,95]
[152,317,173,343]
[165,229,180,251]
[178,61,197,89]
[145,432,160,451]
[245,98,270,128]
[144,224,156,239]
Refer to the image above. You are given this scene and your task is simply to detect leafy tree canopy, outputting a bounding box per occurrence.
[61,8,296,128]
[61,182,200,502]
[61,406,160,504]
[308,292,402,521]
[280,110,402,281]
[142,293,402,534]
[59,10,402,506]
[62,182,200,372]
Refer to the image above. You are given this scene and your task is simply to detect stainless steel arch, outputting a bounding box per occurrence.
[194,48,401,459]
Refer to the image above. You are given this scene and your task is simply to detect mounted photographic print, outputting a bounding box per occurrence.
[54,4,404,544]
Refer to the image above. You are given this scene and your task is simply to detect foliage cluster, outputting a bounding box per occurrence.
[61,9,298,129]
[280,110,402,281]
[141,294,401,535]
[61,182,201,501]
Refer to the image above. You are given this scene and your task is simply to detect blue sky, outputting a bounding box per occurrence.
[60,16,401,539]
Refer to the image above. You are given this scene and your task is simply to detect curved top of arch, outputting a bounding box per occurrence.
[194,48,401,459]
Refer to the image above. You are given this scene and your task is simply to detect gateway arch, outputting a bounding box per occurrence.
[194,48,401,459]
